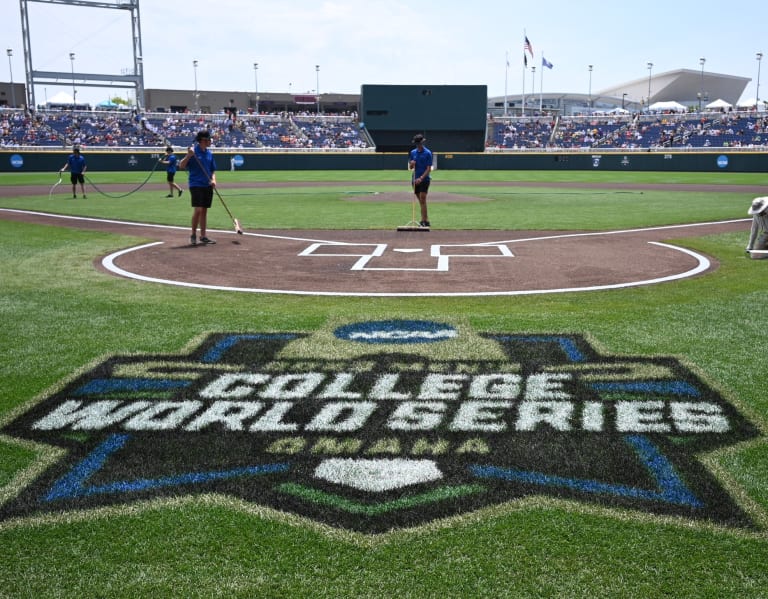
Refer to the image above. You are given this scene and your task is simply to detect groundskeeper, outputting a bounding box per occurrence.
[747,196,768,259]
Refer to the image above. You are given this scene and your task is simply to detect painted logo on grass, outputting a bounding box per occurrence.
[0,321,760,534]
[334,320,457,344]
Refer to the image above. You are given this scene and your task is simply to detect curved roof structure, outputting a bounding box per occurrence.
[489,69,751,116]
[599,68,749,107]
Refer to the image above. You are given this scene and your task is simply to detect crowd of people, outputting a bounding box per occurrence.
[488,112,768,150]
[4,106,768,151]
[0,108,370,150]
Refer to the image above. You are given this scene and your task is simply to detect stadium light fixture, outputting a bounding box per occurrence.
[316,65,320,114]
[193,59,199,113]
[699,57,706,112]
[757,52,763,110]
[69,52,76,110]
[646,62,653,108]
[588,65,593,115]
[254,63,259,114]
[6,49,14,108]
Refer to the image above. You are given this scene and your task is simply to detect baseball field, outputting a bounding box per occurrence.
[0,167,767,598]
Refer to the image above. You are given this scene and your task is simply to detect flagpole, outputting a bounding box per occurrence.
[540,57,544,112]
[522,31,533,117]
[540,56,553,113]
[522,58,526,117]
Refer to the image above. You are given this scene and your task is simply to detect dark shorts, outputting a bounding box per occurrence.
[70,173,85,184]
[166,172,176,183]
[190,186,213,208]
[414,179,431,195]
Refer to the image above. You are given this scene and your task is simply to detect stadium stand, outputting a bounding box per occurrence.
[487,112,768,150]
[2,107,766,151]
[1,108,371,150]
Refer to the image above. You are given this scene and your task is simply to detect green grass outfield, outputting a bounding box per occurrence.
[1,170,767,597]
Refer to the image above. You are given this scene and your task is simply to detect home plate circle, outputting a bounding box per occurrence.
[0,203,750,297]
[96,225,731,297]
[314,458,443,492]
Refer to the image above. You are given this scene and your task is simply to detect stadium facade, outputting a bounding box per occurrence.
[1,68,752,118]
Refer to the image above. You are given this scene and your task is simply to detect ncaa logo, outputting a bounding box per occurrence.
[334,320,457,344]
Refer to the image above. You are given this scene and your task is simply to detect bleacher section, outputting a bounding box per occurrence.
[2,107,766,151]
[1,109,370,150]
[487,112,768,150]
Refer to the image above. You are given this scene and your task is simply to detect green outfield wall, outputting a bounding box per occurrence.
[1,149,766,173]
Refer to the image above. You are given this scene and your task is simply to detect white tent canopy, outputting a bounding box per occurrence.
[705,98,732,110]
[46,91,75,105]
[736,97,765,108]
[648,100,687,112]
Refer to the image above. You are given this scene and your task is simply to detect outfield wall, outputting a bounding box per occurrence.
[1,149,766,173]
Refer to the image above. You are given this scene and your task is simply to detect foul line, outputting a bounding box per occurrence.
[475,218,749,246]
[0,208,369,246]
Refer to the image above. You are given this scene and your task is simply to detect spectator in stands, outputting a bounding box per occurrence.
[746,197,768,259]
[59,146,87,199]
[179,130,217,246]
[159,146,184,198]
[408,133,433,228]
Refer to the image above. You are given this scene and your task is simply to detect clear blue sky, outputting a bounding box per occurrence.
[3,0,766,106]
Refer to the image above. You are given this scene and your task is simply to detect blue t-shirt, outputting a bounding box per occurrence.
[186,145,216,187]
[67,154,86,174]
[165,154,178,174]
[409,146,433,180]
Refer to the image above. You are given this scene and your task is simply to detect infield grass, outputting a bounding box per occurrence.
[0,170,767,598]
[0,169,755,230]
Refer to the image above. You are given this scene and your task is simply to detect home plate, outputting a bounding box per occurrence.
[394,248,424,253]
[314,458,443,492]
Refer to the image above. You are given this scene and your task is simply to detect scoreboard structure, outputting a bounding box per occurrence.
[360,85,487,152]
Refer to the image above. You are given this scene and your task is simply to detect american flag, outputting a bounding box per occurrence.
[524,36,533,57]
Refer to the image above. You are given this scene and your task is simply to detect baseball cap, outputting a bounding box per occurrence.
[748,197,768,216]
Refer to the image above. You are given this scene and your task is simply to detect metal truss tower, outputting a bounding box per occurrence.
[19,0,144,109]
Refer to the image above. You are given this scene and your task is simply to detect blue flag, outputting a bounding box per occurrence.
[542,56,553,69]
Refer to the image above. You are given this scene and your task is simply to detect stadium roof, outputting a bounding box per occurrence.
[598,68,750,107]
[488,69,751,116]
